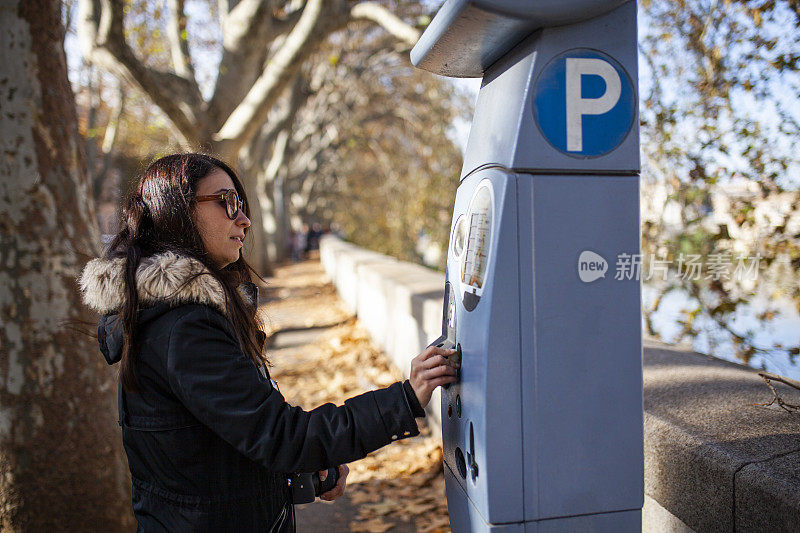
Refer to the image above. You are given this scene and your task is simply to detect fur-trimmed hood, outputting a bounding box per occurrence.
[79,251,255,316]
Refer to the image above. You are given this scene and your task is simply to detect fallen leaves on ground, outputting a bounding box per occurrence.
[259,283,352,336]
[259,262,353,336]
[265,261,451,532]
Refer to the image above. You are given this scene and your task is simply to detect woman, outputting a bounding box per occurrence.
[79,153,458,532]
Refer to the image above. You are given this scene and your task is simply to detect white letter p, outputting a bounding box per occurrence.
[565,58,621,152]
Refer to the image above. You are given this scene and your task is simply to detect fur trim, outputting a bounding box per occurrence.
[79,251,251,315]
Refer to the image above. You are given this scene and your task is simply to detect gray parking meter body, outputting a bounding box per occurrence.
[413,2,643,531]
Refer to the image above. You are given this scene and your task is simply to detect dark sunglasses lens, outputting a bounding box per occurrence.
[225,190,239,219]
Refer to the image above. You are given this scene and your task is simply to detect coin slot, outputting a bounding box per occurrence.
[469,422,478,482]
[469,422,475,455]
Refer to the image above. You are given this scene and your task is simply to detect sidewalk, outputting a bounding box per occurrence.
[260,259,451,533]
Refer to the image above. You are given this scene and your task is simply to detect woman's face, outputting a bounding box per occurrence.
[193,167,251,268]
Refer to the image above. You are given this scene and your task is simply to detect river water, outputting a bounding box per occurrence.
[642,284,800,379]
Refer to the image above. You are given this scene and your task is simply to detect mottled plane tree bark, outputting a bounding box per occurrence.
[0,1,133,530]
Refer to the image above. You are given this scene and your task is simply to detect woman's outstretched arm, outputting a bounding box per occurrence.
[165,305,457,474]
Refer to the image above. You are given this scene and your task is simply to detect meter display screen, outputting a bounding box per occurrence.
[460,181,493,301]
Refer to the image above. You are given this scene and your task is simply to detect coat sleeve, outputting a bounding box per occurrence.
[165,305,420,474]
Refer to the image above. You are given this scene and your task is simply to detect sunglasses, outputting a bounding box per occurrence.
[195,189,245,220]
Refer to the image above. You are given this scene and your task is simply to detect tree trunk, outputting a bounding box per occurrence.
[238,166,273,275]
[273,170,291,263]
[262,127,292,264]
[259,172,289,265]
[0,1,133,530]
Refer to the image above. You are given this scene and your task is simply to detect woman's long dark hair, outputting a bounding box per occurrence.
[108,153,266,392]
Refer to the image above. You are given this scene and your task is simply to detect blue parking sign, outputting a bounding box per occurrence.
[533,49,635,158]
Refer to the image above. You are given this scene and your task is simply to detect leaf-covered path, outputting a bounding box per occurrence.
[260,258,451,533]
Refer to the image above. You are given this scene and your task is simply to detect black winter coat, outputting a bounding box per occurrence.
[80,252,424,532]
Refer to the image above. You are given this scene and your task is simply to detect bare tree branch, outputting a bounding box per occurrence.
[759,372,800,392]
[166,0,196,80]
[101,84,125,154]
[98,82,125,181]
[64,0,79,31]
[77,0,205,147]
[217,0,229,23]
[350,2,420,45]
[222,0,272,48]
[271,8,305,36]
[207,1,286,130]
[79,0,422,158]
[249,74,308,169]
[214,0,340,155]
[757,372,800,414]
[265,129,290,183]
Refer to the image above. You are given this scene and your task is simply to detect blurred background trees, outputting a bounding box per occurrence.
[274,25,468,266]
[73,0,457,273]
[639,0,800,370]
[65,0,800,368]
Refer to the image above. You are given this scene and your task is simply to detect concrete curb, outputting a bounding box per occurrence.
[321,236,445,427]
[320,235,800,532]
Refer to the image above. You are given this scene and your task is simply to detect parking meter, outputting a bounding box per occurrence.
[414,1,644,531]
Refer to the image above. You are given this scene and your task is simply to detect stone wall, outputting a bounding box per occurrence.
[320,235,800,532]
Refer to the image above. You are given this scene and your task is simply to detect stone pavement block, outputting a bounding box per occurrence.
[644,413,736,532]
[644,342,800,532]
[735,450,800,532]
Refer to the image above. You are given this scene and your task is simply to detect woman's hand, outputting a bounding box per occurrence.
[319,464,349,502]
[409,346,460,408]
